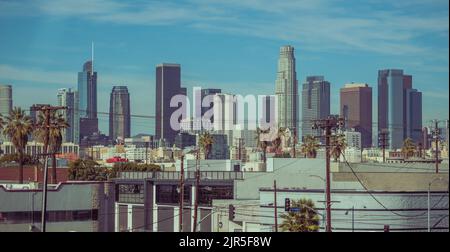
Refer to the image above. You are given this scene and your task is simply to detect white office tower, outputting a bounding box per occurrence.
[275,45,298,134]
[57,88,80,144]
[344,130,362,150]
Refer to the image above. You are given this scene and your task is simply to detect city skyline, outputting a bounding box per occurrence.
[0,0,448,136]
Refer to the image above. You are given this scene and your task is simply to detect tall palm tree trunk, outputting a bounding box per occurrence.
[19,151,24,184]
[263,148,267,164]
[51,153,57,184]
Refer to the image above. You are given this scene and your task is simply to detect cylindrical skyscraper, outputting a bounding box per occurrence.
[275,45,298,134]
[0,84,12,116]
[109,86,131,141]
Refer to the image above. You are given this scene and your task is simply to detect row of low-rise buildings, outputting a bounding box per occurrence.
[1,158,447,232]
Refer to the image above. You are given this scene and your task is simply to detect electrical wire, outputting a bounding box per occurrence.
[340,150,449,218]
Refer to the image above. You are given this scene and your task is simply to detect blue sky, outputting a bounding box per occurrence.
[0,0,448,135]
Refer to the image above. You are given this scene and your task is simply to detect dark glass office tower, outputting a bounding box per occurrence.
[78,61,98,139]
[201,88,221,122]
[155,63,186,145]
[378,69,422,149]
[301,76,330,140]
[109,86,131,141]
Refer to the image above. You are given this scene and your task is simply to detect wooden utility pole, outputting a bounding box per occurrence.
[273,180,278,232]
[432,120,440,173]
[237,138,244,161]
[145,141,149,164]
[31,105,66,232]
[312,115,344,232]
[378,130,389,163]
[179,155,185,232]
[193,149,200,232]
[292,128,297,158]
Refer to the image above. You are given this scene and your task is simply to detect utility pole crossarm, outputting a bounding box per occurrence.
[311,115,344,232]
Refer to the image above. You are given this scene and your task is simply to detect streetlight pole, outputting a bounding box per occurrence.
[428,177,443,232]
[345,206,355,232]
[309,175,326,231]
[352,206,354,232]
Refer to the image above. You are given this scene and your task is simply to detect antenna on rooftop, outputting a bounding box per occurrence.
[91,41,94,76]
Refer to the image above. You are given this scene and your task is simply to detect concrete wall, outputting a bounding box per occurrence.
[259,190,449,232]
[0,182,115,232]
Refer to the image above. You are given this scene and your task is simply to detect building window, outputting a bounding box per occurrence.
[117,184,145,204]
[198,185,233,206]
[0,210,98,224]
[156,185,190,205]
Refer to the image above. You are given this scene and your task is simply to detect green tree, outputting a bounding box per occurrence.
[330,134,347,162]
[279,198,320,232]
[68,159,109,181]
[402,138,416,159]
[255,127,271,163]
[199,132,214,160]
[0,113,4,155]
[2,107,33,183]
[273,127,290,157]
[110,162,161,178]
[0,153,40,165]
[34,111,69,184]
[300,135,319,158]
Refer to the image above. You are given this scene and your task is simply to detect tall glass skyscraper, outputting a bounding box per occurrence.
[301,76,330,140]
[378,69,422,149]
[78,61,97,118]
[109,86,131,141]
[275,45,298,134]
[0,84,12,116]
[78,60,98,139]
[57,88,79,144]
[155,63,186,145]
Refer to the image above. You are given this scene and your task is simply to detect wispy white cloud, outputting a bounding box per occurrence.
[1,0,447,59]
[0,64,152,90]
[422,91,450,100]
[0,64,75,85]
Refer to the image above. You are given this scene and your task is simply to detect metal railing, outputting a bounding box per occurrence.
[119,171,244,181]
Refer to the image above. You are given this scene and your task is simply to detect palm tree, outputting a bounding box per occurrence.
[0,114,4,155]
[2,107,33,183]
[255,127,270,163]
[330,134,347,162]
[273,127,288,157]
[300,135,319,158]
[34,111,69,184]
[199,132,214,160]
[279,198,320,232]
[402,138,416,159]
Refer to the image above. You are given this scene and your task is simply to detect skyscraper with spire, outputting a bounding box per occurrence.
[275,45,298,134]
[78,43,98,140]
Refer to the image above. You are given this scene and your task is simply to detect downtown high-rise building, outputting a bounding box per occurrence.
[155,63,186,145]
[78,60,98,139]
[340,83,372,148]
[0,84,12,141]
[260,95,276,127]
[29,104,50,124]
[378,69,422,149]
[201,88,221,122]
[301,76,330,140]
[109,86,131,141]
[275,45,298,134]
[57,88,80,144]
[0,84,12,116]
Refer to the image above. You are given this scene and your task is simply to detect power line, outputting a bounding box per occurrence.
[340,150,448,218]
